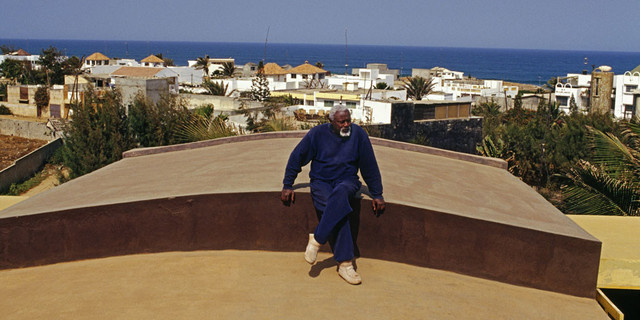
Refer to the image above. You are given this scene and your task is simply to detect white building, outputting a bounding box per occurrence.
[413,67,464,81]
[614,71,640,119]
[439,79,518,101]
[410,67,517,101]
[272,88,406,124]
[554,73,591,113]
[554,68,640,119]
[327,67,395,91]
[187,58,235,76]
[0,49,40,66]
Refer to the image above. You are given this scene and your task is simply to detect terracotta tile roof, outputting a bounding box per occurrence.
[141,55,165,63]
[85,52,110,61]
[288,61,327,74]
[261,63,287,75]
[12,49,30,56]
[111,66,163,78]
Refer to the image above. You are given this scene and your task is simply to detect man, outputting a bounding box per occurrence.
[281,105,385,285]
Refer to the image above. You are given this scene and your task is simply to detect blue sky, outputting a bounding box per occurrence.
[1,0,639,52]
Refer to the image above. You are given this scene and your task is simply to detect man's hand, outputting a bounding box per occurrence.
[372,198,386,217]
[281,188,295,206]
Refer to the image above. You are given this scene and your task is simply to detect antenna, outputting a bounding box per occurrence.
[345,28,348,76]
[263,26,270,63]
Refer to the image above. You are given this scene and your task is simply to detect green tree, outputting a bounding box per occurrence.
[250,71,270,102]
[128,93,191,147]
[62,89,133,178]
[154,53,174,66]
[39,46,66,86]
[569,94,578,114]
[34,86,49,112]
[194,55,211,79]
[544,77,558,92]
[375,82,389,90]
[62,56,85,112]
[0,59,41,84]
[0,45,16,54]
[401,76,435,101]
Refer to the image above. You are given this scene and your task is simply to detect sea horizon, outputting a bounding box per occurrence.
[4,37,640,54]
[2,38,639,85]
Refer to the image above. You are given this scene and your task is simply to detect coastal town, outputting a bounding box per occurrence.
[2,47,639,127]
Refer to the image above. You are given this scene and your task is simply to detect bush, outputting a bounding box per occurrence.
[0,104,11,115]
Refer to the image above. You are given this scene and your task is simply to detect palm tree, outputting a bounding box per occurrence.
[401,76,435,101]
[562,120,640,215]
[221,62,236,78]
[194,55,211,79]
[63,56,85,112]
[203,80,233,96]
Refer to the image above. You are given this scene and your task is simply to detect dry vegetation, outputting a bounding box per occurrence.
[0,134,47,170]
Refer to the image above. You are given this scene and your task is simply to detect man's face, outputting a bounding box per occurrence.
[331,110,352,137]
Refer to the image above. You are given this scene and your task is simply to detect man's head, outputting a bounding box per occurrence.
[329,105,352,137]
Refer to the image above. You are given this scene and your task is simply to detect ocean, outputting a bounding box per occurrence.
[1,38,639,85]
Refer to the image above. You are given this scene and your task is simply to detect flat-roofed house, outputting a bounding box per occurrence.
[109,66,179,107]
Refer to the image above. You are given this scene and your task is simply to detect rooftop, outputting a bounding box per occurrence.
[111,66,165,78]
[0,132,606,317]
[288,61,328,75]
[85,52,110,61]
[141,55,165,63]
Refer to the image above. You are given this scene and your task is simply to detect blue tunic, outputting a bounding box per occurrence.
[283,123,383,199]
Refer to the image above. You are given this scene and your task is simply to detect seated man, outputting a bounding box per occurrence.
[281,105,385,285]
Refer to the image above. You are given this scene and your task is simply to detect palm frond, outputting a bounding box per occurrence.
[174,114,238,143]
[562,160,639,216]
[588,126,640,182]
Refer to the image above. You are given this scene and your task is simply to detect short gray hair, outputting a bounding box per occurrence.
[328,105,350,120]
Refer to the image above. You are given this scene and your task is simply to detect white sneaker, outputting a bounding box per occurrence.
[304,234,321,264]
[338,261,362,285]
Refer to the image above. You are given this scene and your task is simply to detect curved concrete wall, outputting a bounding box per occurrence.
[0,191,599,298]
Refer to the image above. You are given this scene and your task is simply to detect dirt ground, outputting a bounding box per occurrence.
[0,134,48,170]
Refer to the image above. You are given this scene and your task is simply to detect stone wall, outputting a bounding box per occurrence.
[365,103,483,154]
[0,118,55,140]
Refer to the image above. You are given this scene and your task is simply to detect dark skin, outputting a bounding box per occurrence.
[281,110,386,216]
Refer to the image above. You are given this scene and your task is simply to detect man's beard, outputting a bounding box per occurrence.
[339,126,351,137]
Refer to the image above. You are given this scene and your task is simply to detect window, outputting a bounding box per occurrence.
[324,101,334,108]
[346,102,356,109]
[306,101,314,106]
[625,85,637,93]
[557,96,569,106]
[291,74,296,79]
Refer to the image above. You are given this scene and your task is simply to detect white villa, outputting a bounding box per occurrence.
[412,67,518,101]
[554,67,640,119]
[0,49,40,66]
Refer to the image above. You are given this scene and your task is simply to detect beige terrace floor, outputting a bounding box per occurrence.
[0,250,607,319]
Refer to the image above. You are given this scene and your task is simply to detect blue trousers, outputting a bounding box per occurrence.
[310,179,361,262]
